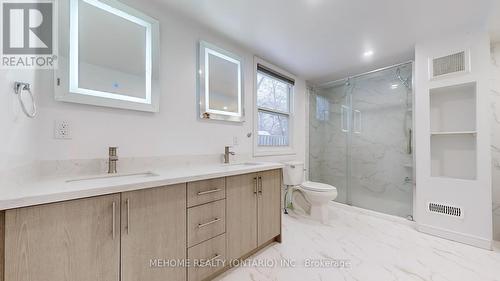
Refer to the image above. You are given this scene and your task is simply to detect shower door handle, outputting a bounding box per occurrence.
[353,110,362,134]
[341,105,349,132]
[407,128,412,154]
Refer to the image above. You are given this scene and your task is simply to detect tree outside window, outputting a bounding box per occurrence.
[256,72,292,146]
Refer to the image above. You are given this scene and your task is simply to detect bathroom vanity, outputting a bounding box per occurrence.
[0,163,283,281]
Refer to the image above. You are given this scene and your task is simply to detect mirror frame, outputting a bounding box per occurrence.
[54,0,160,112]
[198,41,245,122]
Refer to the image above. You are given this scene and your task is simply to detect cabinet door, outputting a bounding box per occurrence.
[121,184,186,281]
[257,169,282,246]
[4,194,121,281]
[226,173,258,260]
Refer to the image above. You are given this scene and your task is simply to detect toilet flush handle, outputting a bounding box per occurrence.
[288,164,306,171]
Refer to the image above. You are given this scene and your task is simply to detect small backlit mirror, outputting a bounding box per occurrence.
[198,41,244,122]
[55,0,160,112]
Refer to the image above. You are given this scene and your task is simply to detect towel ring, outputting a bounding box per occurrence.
[14,82,37,118]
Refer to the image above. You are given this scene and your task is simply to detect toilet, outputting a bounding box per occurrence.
[283,161,337,223]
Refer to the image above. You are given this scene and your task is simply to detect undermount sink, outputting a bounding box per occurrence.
[66,172,158,183]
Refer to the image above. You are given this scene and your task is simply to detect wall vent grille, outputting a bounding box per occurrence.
[431,51,467,78]
[428,202,463,218]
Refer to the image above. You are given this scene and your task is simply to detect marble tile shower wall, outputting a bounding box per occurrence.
[309,85,349,203]
[349,75,413,217]
[491,42,500,241]
[309,69,413,218]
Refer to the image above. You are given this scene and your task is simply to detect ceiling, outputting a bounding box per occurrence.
[154,0,495,84]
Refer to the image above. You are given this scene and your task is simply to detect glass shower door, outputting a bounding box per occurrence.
[309,84,349,204]
[309,63,413,218]
[348,65,413,217]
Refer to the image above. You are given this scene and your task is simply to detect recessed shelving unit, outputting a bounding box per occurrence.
[430,82,476,132]
[430,82,477,180]
[430,134,477,180]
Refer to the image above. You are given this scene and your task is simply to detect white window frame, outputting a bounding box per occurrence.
[253,57,296,157]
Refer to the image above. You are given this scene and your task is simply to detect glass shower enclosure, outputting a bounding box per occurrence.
[309,62,414,218]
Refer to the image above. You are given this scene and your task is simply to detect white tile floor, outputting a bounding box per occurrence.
[215,203,500,281]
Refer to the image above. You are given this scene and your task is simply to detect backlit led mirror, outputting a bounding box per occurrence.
[198,41,244,122]
[55,0,160,112]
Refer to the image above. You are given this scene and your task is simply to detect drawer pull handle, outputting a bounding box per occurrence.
[208,254,221,262]
[253,177,258,194]
[196,254,221,267]
[198,218,221,228]
[126,199,130,234]
[258,176,263,194]
[112,201,116,239]
[197,188,222,196]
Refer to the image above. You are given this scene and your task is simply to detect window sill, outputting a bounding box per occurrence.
[253,148,296,157]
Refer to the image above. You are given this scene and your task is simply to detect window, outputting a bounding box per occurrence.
[256,65,294,147]
[315,95,330,121]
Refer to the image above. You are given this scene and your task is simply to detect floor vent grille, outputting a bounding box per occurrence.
[428,202,463,218]
[431,51,467,78]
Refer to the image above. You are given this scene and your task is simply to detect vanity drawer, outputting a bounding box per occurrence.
[188,199,226,247]
[187,178,226,207]
[188,234,226,281]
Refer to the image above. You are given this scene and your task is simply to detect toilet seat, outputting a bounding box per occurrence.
[300,181,336,192]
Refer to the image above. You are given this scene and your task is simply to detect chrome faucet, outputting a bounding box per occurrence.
[108,147,118,174]
[223,146,235,164]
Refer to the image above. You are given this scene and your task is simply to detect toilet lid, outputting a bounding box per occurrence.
[300,181,336,192]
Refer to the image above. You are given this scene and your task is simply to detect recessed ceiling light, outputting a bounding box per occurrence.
[363,50,374,57]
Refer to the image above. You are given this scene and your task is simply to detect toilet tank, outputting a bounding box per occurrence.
[282,161,305,185]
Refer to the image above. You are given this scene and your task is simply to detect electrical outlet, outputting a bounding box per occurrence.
[233,136,239,146]
[54,120,72,139]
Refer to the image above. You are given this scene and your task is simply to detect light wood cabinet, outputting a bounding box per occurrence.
[187,178,225,207]
[226,173,258,260]
[121,184,186,281]
[4,194,121,281]
[187,199,226,247]
[0,169,281,281]
[226,169,282,260]
[257,169,282,246]
[187,234,226,281]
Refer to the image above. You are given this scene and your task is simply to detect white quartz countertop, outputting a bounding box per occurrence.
[0,162,284,210]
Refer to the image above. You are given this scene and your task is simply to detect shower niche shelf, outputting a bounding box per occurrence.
[429,82,477,180]
[430,131,477,135]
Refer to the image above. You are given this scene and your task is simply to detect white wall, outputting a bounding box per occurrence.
[0,0,306,171]
[0,70,40,171]
[415,31,492,249]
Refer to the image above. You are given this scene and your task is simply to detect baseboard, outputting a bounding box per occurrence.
[493,240,500,251]
[328,201,493,250]
[417,223,492,250]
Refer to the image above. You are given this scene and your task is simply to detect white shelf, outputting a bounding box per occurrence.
[431,131,477,135]
[430,132,477,180]
[429,82,477,180]
[430,82,476,132]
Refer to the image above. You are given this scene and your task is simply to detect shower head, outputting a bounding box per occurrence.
[345,78,351,86]
[396,67,412,90]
